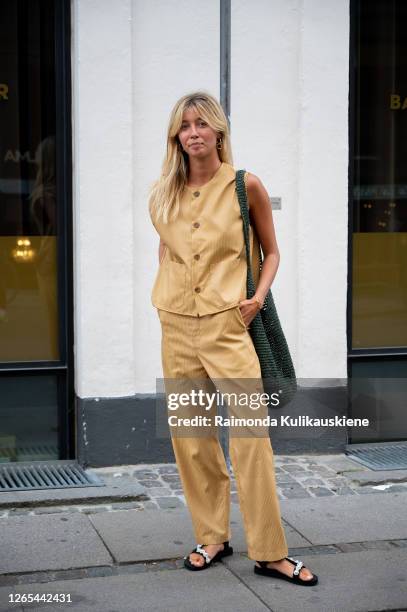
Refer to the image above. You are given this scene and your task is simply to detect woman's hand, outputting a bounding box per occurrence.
[238,297,263,328]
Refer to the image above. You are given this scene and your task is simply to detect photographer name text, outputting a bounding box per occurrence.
[168,415,370,427]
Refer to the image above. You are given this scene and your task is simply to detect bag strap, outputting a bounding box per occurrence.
[235,169,257,301]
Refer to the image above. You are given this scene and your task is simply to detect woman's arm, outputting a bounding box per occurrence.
[246,172,280,307]
[238,172,280,327]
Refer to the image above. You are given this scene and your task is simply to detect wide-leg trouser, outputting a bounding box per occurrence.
[157,305,289,561]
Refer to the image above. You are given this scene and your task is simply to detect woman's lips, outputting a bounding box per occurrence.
[190,143,203,147]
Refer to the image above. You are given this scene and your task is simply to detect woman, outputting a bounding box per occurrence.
[148,91,318,586]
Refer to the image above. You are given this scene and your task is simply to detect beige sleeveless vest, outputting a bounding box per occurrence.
[150,162,260,316]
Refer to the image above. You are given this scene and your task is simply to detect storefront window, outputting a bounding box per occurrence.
[0,0,59,362]
[352,0,407,349]
[0,0,72,462]
[0,375,59,462]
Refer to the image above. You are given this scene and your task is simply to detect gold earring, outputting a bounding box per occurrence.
[216,138,222,150]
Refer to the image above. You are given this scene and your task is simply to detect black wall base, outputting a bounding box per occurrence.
[76,394,175,468]
[75,385,350,468]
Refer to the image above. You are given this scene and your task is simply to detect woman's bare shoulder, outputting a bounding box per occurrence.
[244,172,266,209]
[245,171,263,188]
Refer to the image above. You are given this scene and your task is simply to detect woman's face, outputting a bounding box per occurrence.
[177,107,219,159]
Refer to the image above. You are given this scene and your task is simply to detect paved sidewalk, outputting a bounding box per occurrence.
[1,454,407,611]
[2,453,407,517]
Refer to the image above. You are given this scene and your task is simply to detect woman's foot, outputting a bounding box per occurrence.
[255,557,315,581]
[188,543,225,568]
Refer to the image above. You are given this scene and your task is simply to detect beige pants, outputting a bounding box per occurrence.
[157,305,288,561]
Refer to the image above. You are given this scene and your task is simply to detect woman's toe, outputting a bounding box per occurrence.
[189,553,204,566]
[300,567,314,580]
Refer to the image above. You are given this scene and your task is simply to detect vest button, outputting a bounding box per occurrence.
[194,287,201,293]
[193,222,200,228]
[193,191,200,197]
[194,254,200,260]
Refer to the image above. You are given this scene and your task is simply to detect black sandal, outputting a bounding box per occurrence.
[184,541,234,571]
[254,556,318,586]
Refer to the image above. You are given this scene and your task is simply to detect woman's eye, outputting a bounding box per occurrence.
[180,121,207,130]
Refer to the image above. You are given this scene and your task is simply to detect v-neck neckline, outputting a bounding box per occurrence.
[185,162,225,192]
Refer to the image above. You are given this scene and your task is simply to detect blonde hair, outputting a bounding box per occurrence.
[148,91,233,224]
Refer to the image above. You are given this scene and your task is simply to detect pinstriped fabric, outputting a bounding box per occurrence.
[229,437,288,560]
[151,162,259,316]
[157,306,289,560]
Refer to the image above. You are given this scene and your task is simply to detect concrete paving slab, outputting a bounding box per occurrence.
[222,548,407,612]
[0,483,146,509]
[0,586,22,611]
[89,505,310,563]
[11,567,269,612]
[342,469,407,486]
[281,492,407,545]
[90,507,196,563]
[281,519,311,549]
[308,454,369,473]
[0,514,112,575]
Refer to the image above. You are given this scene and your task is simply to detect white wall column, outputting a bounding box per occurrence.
[132,0,220,392]
[72,0,135,397]
[297,0,349,378]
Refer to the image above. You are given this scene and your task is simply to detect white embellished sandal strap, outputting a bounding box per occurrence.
[286,556,304,576]
[293,560,304,576]
[195,544,212,564]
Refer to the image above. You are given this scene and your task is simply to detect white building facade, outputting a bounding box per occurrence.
[2,0,405,468]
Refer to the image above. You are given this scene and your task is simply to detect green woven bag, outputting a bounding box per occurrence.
[235,169,297,408]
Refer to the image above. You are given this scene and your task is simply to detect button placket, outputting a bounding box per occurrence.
[191,207,201,309]
[190,189,203,310]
